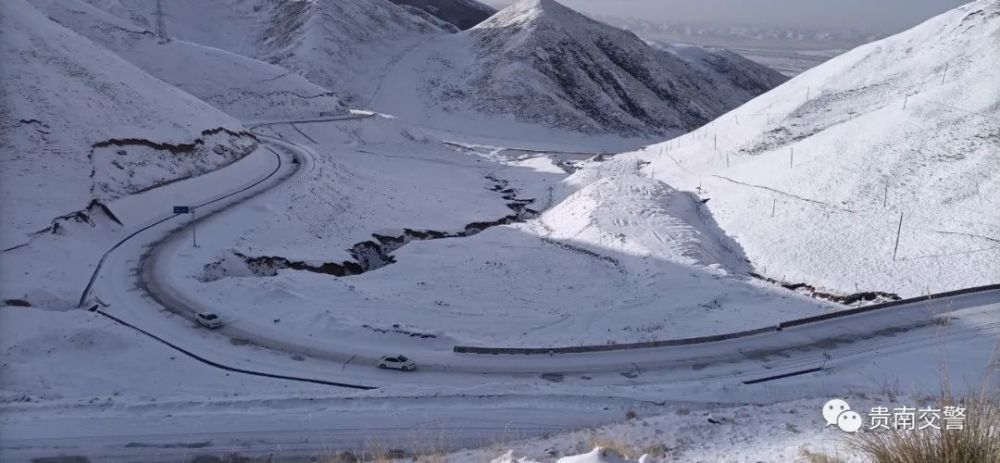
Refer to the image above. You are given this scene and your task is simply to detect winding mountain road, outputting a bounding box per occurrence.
[81,115,1000,384]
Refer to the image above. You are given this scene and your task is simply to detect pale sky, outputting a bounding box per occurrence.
[480,0,970,34]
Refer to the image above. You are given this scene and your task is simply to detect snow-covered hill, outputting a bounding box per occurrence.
[29,0,347,121]
[0,0,256,247]
[601,0,1000,296]
[382,0,786,137]
[542,175,750,275]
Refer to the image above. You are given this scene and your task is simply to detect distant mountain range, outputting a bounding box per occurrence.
[596,15,881,50]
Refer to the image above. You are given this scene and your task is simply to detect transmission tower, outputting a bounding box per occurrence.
[153,0,169,44]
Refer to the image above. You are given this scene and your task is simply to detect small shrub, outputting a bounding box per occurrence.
[799,447,846,463]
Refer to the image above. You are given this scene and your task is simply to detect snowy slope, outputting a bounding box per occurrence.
[31,0,346,121]
[390,0,497,30]
[542,175,750,275]
[454,0,787,136]
[0,0,255,246]
[610,0,1000,297]
[255,0,446,104]
[74,0,444,105]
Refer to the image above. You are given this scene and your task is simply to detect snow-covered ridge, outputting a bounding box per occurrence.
[458,0,787,136]
[613,0,1000,296]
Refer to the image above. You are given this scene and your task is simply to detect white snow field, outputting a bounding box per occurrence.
[1,0,998,462]
[610,0,1000,297]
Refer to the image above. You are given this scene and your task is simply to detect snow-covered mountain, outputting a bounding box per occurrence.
[70,0,446,105]
[389,0,497,30]
[446,0,787,136]
[0,0,256,247]
[587,0,1000,296]
[29,0,347,121]
[72,0,782,138]
[256,0,446,103]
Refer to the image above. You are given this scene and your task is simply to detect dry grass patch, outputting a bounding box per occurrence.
[847,395,1000,463]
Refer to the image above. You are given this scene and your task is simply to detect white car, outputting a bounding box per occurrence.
[195,311,223,329]
[377,355,416,371]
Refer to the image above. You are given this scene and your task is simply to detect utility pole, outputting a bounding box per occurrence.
[154,0,170,44]
[903,94,909,109]
[941,63,949,85]
[893,212,903,260]
[789,147,794,168]
[191,208,198,247]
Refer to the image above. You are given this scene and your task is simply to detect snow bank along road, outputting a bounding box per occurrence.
[81,115,1000,388]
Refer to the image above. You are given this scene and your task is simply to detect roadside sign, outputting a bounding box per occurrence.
[173,206,198,247]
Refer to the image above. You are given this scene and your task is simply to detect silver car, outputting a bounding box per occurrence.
[195,311,223,329]
[377,355,416,371]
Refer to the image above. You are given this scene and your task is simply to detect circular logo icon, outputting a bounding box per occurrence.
[837,410,863,433]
